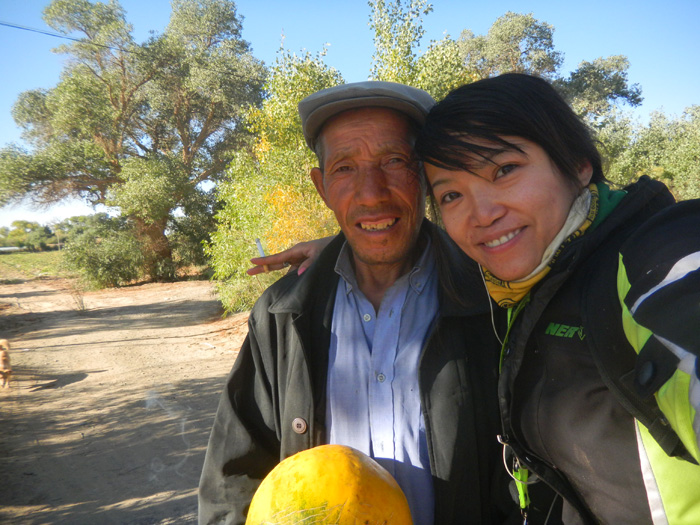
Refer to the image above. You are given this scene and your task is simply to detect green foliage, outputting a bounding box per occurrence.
[369,0,432,84]
[0,227,9,247]
[62,215,145,287]
[458,12,562,80]
[601,107,700,200]
[0,0,266,284]
[108,155,189,224]
[208,146,338,313]
[208,49,340,313]
[247,47,342,151]
[555,56,642,121]
[365,5,641,118]
[4,220,54,251]
[168,191,220,267]
[414,37,472,101]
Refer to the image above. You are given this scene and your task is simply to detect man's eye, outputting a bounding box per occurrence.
[384,157,408,168]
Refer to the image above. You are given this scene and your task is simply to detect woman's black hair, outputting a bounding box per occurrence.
[415,73,605,185]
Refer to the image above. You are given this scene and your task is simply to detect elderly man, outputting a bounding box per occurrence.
[198,82,514,524]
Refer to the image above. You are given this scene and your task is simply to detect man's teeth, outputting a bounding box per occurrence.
[360,218,396,231]
[484,228,522,248]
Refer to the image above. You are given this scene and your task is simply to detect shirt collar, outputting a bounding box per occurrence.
[334,231,435,297]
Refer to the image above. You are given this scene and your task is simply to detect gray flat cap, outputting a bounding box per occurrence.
[298,81,435,149]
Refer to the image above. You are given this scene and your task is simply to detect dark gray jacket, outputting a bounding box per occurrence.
[497,178,700,524]
[198,221,515,525]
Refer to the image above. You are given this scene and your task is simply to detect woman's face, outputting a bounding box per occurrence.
[425,137,592,282]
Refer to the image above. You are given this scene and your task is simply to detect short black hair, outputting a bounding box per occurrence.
[415,73,604,186]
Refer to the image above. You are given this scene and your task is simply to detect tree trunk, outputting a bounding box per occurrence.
[133,218,174,282]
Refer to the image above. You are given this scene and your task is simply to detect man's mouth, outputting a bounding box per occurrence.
[484,228,522,248]
[360,218,397,231]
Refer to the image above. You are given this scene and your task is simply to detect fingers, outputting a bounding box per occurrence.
[246,261,290,276]
[296,258,312,276]
[246,236,335,277]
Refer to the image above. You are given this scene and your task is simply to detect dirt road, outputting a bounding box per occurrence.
[0,275,249,524]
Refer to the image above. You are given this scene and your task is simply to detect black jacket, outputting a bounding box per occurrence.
[497,177,696,524]
[199,221,517,524]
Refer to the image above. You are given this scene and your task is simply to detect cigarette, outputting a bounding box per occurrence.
[255,238,269,273]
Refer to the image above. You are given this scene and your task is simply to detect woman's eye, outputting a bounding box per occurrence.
[495,164,517,178]
[440,191,461,204]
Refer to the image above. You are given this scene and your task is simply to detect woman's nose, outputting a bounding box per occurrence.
[467,186,506,227]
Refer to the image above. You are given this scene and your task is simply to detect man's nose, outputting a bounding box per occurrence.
[354,166,391,205]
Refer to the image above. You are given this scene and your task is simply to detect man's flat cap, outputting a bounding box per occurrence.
[298,81,435,149]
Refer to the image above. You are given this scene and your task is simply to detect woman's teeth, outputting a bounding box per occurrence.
[484,228,522,248]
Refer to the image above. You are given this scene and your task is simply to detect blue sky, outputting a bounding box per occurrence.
[1,0,699,227]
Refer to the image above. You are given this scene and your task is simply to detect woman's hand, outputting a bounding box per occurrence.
[247,236,335,276]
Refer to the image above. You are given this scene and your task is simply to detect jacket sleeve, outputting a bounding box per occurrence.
[616,199,700,461]
[198,307,281,525]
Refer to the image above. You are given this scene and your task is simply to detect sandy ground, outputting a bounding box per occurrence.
[0,271,250,524]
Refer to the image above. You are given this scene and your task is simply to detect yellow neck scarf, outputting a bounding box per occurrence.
[484,184,599,308]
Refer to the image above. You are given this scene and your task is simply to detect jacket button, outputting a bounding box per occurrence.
[292,417,308,434]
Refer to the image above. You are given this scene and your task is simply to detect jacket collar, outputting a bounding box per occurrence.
[549,176,675,279]
[268,220,492,318]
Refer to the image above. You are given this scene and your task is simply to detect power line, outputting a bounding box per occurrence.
[0,20,134,54]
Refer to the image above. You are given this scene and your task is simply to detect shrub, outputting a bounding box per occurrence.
[63,225,145,288]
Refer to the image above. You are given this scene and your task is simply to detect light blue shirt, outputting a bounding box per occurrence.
[326,235,439,525]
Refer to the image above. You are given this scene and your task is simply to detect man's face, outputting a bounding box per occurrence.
[311,107,425,271]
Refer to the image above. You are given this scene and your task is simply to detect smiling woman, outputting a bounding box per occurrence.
[415,73,700,524]
[425,137,591,283]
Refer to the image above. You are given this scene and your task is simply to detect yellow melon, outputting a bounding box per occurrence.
[245,444,413,525]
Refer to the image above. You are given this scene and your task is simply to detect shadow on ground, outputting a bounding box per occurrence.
[0,374,228,525]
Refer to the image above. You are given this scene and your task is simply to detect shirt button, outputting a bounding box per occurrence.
[377,373,386,383]
[363,313,372,322]
[292,417,308,434]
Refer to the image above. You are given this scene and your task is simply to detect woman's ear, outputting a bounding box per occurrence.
[577,160,593,187]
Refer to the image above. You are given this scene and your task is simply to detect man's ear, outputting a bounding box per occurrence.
[577,160,593,187]
[311,167,329,207]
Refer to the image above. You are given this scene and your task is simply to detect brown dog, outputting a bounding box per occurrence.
[0,339,12,388]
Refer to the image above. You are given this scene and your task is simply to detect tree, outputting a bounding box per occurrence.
[368,0,471,99]
[369,0,432,85]
[457,12,562,79]
[366,6,641,118]
[414,36,473,101]
[555,56,642,122]
[0,227,9,247]
[207,48,341,312]
[0,0,266,280]
[602,107,700,201]
[6,220,53,251]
